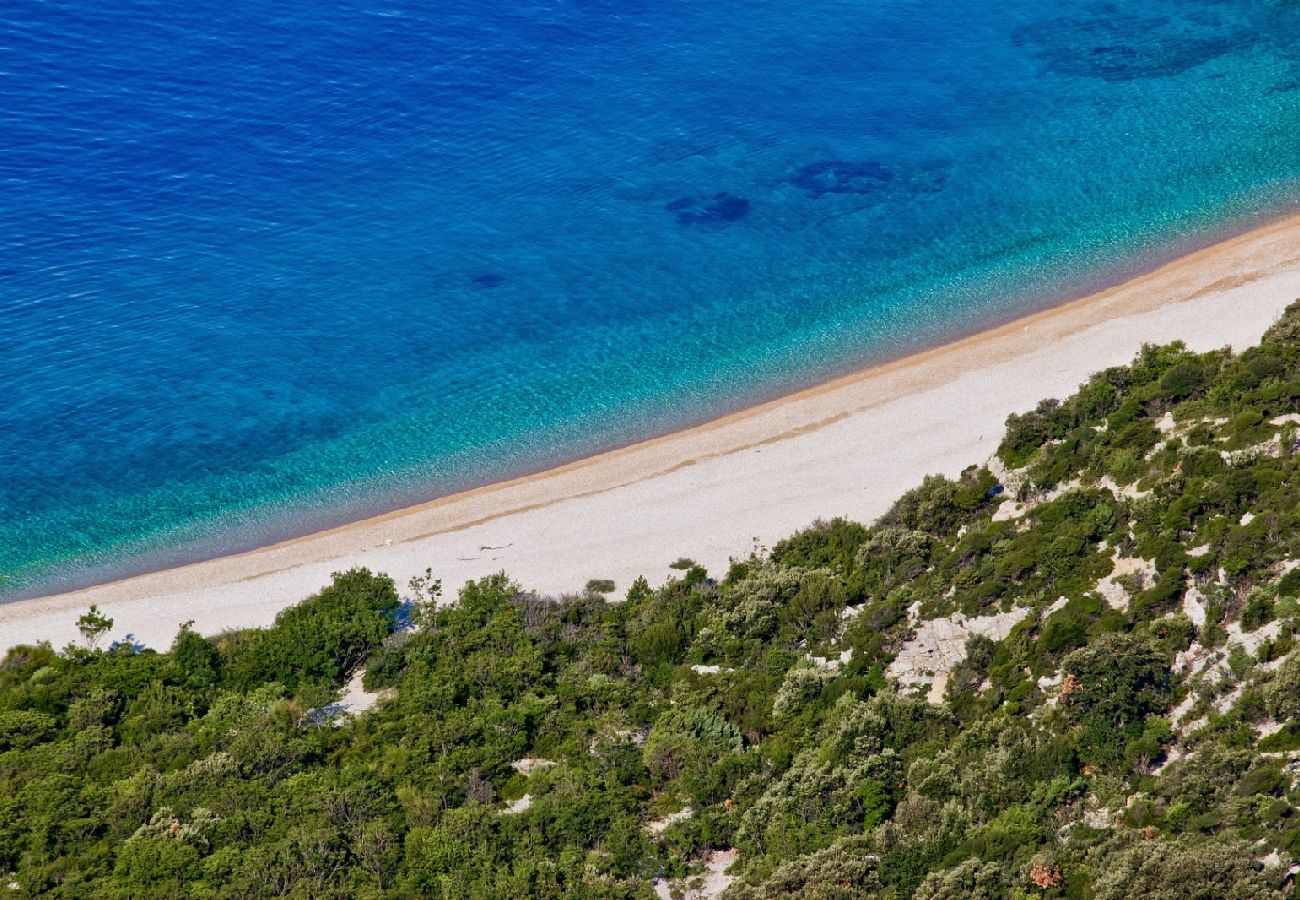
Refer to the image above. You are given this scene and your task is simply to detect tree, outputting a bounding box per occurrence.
[644,706,743,803]
[408,567,443,630]
[1090,837,1286,899]
[77,604,113,650]
[1264,649,1300,722]
[913,858,1005,899]
[1061,633,1170,770]
[228,568,400,689]
[728,834,882,899]
[169,621,220,690]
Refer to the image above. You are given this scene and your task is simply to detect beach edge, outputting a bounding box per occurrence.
[5,213,1300,651]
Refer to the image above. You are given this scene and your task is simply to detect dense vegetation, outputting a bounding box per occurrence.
[7,304,1300,897]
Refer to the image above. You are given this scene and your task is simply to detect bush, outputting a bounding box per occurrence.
[228,567,399,690]
[0,709,57,750]
[1061,634,1170,770]
[1264,650,1300,722]
[644,706,743,803]
[1089,836,1286,899]
[1158,360,1208,400]
[1000,400,1063,467]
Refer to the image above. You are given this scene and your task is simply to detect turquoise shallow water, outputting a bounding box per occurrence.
[3,0,1300,599]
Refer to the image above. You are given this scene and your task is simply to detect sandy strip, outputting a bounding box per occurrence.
[4,216,1300,653]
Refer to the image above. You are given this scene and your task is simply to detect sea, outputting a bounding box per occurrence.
[3,0,1300,600]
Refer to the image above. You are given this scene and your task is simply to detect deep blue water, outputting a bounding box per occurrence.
[3,0,1300,599]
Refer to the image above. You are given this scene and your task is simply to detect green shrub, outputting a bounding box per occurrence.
[0,709,58,750]
[227,567,399,690]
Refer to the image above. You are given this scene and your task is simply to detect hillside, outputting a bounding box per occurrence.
[6,303,1300,898]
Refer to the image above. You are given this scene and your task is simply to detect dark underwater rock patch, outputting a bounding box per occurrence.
[1012,4,1242,82]
[791,158,948,202]
[472,273,505,288]
[666,192,750,225]
[791,160,894,198]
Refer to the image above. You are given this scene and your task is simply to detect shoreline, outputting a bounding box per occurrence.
[7,199,1297,606]
[11,199,1298,608]
[5,213,1300,652]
